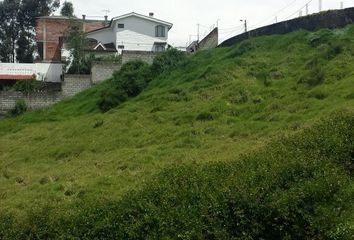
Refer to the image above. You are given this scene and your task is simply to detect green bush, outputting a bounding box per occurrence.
[97,60,151,112]
[97,87,127,112]
[13,77,44,93]
[10,99,27,116]
[151,48,187,76]
[67,54,95,74]
[113,60,152,97]
[97,49,186,112]
[308,29,334,47]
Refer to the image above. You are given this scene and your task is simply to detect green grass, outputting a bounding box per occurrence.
[0,25,354,238]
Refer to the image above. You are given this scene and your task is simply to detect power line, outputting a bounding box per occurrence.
[285,0,314,20]
[249,0,299,28]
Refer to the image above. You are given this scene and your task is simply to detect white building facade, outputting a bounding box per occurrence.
[86,12,173,54]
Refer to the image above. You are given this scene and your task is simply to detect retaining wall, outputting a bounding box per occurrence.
[220,8,354,47]
[122,50,158,65]
[0,91,62,112]
[62,74,92,97]
[199,28,219,50]
[91,62,122,84]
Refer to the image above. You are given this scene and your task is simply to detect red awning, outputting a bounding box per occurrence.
[0,74,33,80]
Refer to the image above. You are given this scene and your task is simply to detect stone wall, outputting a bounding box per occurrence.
[198,28,219,50]
[0,75,93,113]
[62,75,92,97]
[0,91,62,112]
[91,62,122,84]
[122,50,158,65]
[91,51,158,84]
[220,8,354,47]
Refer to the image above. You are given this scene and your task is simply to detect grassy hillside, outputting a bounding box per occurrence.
[0,25,354,238]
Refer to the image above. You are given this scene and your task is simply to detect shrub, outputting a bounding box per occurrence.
[97,87,127,112]
[97,60,151,112]
[67,54,95,74]
[113,60,152,97]
[151,48,187,76]
[308,29,334,47]
[10,99,27,116]
[13,77,44,93]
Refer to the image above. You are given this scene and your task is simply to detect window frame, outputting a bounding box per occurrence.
[155,25,166,38]
[155,45,165,52]
[117,23,125,29]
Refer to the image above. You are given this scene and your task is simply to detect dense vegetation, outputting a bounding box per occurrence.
[0,25,354,239]
[98,49,186,112]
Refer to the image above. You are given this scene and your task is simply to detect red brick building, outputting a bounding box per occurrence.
[36,16,106,63]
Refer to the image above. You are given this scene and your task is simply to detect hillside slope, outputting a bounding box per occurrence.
[0,25,354,238]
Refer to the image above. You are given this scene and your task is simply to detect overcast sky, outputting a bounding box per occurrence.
[61,0,354,46]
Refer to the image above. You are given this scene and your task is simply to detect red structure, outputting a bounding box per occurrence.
[36,16,106,63]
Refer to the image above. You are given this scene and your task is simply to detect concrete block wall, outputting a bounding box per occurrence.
[91,62,122,84]
[220,7,354,47]
[62,74,92,97]
[122,51,158,65]
[199,28,219,50]
[0,52,160,113]
[0,91,62,112]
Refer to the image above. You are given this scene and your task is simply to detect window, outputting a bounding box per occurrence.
[118,23,125,29]
[37,42,44,60]
[155,25,166,37]
[155,45,165,52]
[117,45,125,49]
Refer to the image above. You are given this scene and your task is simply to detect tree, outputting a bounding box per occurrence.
[64,25,92,74]
[61,1,74,17]
[0,0,60,63]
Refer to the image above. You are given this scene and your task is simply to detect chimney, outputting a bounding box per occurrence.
[82,14,86,21]
[104,15,108,26]
[149,12,154,17]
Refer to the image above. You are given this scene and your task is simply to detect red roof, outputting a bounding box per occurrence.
[0,74,33,80]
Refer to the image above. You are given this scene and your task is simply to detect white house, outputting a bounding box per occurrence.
[86,12,173,54]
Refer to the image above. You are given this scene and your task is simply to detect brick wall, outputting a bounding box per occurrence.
[220,8,354,47]
[122,51,158,65]
[36,17,105,62]
[0,91,62,112]
[198,28,219,50]
[62,75,92,97]
[91,62,122,84]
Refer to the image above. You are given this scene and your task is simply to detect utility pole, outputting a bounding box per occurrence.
[306,3,309,15]
[240,19,247,33]
[319,0,322,12]
[340,2,344,9]
[197,24,200,42]
[275,16,278,23]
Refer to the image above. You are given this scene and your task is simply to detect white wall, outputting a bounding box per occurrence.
[116,16,168,52]
[116,29,167,51]
[86,15,170,52]
[87,28,116,45]
[0,63,63,82]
